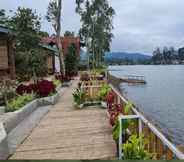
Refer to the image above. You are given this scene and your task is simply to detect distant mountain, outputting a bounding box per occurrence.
[104,52,151,61]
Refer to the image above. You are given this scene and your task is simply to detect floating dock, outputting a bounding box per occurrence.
[120,75,146,84]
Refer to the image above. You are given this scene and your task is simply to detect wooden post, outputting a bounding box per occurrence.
[166,147,173,160]
[8,38,16,80]
[156,138,164,159]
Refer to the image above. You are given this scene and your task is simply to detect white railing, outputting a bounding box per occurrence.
[110,84,184,160]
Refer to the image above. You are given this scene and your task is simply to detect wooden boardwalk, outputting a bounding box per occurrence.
[10,80,116,160]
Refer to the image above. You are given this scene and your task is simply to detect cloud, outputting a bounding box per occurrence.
[0,0,80,34]
[110,0,184,54]
[1,0,184,54]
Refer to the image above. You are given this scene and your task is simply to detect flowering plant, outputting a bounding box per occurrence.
[16,80,56,97]
[37,80,56,97]
[106,91,115,105]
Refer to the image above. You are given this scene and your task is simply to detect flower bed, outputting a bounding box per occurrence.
[0,79,67,159]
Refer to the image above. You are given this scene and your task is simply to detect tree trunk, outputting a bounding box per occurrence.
[56,0,66,76]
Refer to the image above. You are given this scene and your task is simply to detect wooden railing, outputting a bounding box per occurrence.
[80,80,106,87]
[110,85,184,160]
[80,81,184,160]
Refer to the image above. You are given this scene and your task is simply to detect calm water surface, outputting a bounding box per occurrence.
[109,65,184,145]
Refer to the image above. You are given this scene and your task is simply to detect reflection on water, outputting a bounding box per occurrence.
[109,65,184,145]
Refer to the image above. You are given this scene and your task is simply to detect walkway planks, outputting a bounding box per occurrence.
[10,80,116,160]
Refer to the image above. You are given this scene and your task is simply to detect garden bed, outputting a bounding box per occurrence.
[0,84,66,159]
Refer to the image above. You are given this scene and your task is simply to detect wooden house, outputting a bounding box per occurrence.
[39,44,59,74]
[0,26,15,80]
[41,36,81,56]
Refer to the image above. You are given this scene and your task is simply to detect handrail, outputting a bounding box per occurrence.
[109,84,184,160]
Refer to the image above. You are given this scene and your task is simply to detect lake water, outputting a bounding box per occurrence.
[109,65,184,145]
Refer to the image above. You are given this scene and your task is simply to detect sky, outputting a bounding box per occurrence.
[1,0,184,55]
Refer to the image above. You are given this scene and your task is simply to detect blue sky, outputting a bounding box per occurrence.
[1,0,184,55]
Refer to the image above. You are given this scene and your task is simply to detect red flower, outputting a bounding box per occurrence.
[16,80,56,97]
[37,80,56,97]
[106,91,115,104]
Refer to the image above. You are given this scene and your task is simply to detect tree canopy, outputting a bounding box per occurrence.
[7,7,47,80]
[64,31,75,37]
[65,43,79,75]
[76,0,115,68]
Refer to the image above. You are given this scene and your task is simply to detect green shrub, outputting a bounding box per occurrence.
[98,84,111,101]
[122,134,153,160]
[53,79,61,88]
[6,93,35,112]
[73,88,86,105]
[112,102,134,141]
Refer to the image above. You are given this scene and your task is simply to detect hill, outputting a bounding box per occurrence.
[104,52,151,61]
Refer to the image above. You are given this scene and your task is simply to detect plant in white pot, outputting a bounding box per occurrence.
[73,88,86,109]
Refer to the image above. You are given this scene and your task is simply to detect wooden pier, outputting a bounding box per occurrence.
[120,75,146,84]
[10,80,116,160]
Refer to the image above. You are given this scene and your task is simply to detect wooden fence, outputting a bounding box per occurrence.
[80,81,184,160]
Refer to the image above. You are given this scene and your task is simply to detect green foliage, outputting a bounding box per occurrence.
[9,7,41,51]
[0,80,17,105]
[0,9,9,26]
[98,84,111,101]
[73,88,86,105]
[112,119,120,141]
[112,102,134,141]
[6,7,48,80]
[92,66,107,75]
[16,49,48,81]
[122,134,153,160]
[152,46,184,65]
[76,0,115,68]
[6,93,35,112]
[64,31,75,37]
[65,43,79,75]
[112,118,131,142]
[53,79,61,87]
[124,102,133,114]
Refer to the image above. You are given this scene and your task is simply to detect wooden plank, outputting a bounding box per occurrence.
[156,137,164,159]
[10,80,116,160]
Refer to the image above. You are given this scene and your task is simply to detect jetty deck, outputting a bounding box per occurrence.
[10,80,116,160]
[120,75,146,84]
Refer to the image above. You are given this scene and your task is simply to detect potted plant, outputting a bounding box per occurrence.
[73,88,86,109]
[122,134,153,160]
[111,102,134,156]
[98,84,111,108]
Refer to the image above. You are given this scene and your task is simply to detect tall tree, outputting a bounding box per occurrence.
[76,0,115,68]
[9,7,41,51]
[0,9,9,27]
[9,7,47,80]
[65,43,78,75]
[46,0,66,75]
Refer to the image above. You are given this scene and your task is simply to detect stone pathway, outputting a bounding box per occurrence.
[10,80,116,159]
